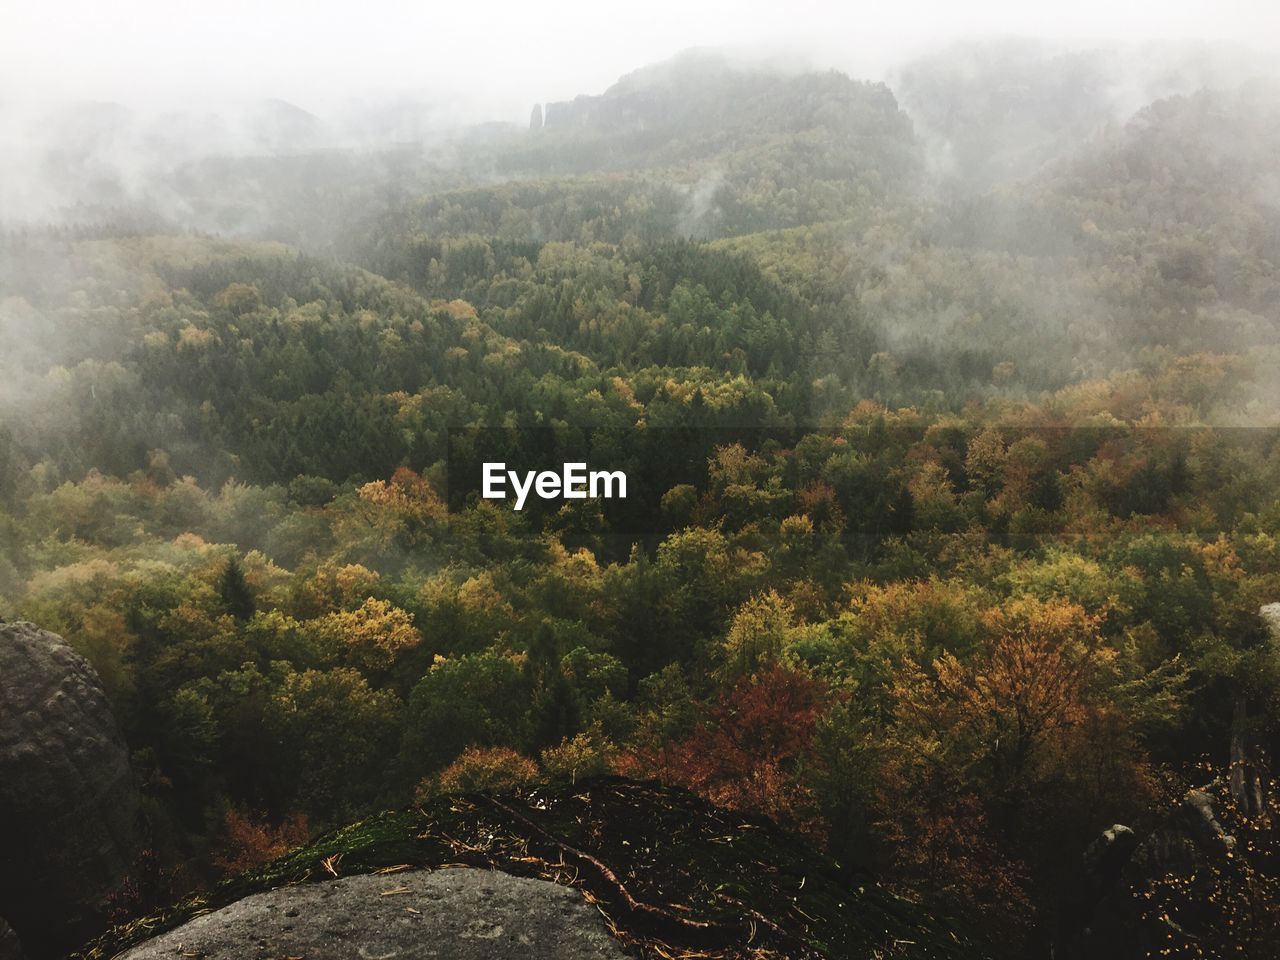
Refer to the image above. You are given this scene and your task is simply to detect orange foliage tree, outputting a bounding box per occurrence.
[213,806,310,877]
[617,665,829,838]
[876,598,1157,938]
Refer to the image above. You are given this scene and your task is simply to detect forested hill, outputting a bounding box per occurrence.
[505,51,917,181]
[2,51,1280,498]
[355,52,919,257]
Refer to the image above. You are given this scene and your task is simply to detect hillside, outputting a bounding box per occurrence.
[4,41,1280,960]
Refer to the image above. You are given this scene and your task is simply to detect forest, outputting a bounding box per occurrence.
[3,42,1280,958]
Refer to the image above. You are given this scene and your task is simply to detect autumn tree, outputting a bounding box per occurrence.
[618,665,828,837]
[316,596,422,674]
[876,598,1157,937]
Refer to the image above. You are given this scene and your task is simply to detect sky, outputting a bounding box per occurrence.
[3,0,1279,120]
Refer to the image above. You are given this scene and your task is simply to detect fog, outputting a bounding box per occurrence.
[3,0,1280,412]
[5,0,1279,117]
[0,1,1275,228]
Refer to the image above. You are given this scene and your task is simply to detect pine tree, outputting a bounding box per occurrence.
[218,556,255,622]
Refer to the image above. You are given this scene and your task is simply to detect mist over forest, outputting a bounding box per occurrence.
[4,25,1280,960]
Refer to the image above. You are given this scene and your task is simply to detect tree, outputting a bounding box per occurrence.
[420,746,538,800]
[715,589,796,681]
[317,596,421,673]
[266,668,403,824]
[217,556,255,622]
[618,666,828,837]
[401,652,530,776]
[876,598,1157,937]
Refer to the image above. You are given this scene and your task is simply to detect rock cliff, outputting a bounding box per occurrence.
[0,621,139,957]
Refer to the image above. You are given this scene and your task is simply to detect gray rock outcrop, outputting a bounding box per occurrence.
[1057,824,1138,958]
[0,620,140,955]
[1130,787,1236,879]
[1060,787,1248,958]
[1080,823,1137,907]
[119,868,630,959]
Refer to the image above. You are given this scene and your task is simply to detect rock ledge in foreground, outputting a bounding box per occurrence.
[118,868,629,960]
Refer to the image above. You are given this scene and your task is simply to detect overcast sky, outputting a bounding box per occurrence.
[3,0,1279,120]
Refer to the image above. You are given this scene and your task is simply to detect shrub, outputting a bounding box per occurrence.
[418,746,538,801]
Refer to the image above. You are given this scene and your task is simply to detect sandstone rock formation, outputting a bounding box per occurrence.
[1060,787,1248,958]
[118,868,630,960]
[1057,823,1138,959]
[0,621,140,956]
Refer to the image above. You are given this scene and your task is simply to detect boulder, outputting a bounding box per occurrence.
[1081,823,1138,900]
[1131,787,1236,880]
[1060,787,1249,958]
[1057,824,1139,959]
[118,868,630,959]
[0,621,140,955]
[1180,789,1235,854]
